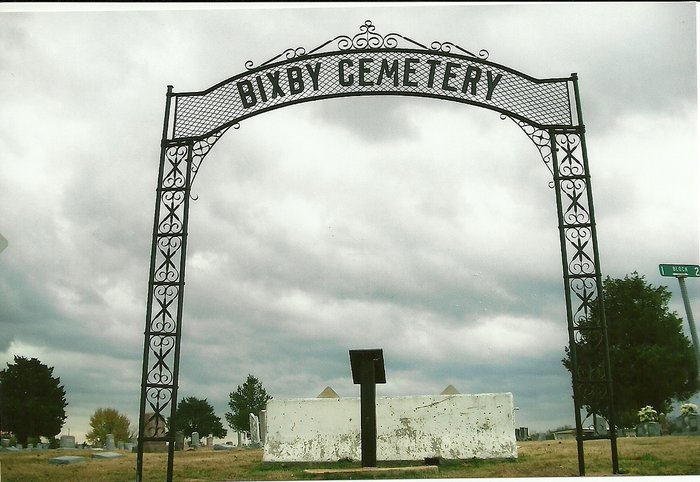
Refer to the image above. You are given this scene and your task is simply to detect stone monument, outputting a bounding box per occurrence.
[249,413,261,447]
[142,412,168,452]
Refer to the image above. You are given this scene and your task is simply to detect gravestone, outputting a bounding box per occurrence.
[673,413,698,433]
[249,413,261,447]
[206,435,213,447]
[105,434,115,450]
[515,427,529,441]
[191,431,200,448]
[636,421,661,437]
[93,451,124,460]
[214,443,236,450]
[1,438,10,448]
[594,416,607,436]
[659,413,669,435]
[49,455,86,465]
[259,410,267,445]
[237,431,243,447]
[175,431,185,451]
[143,412,168,452]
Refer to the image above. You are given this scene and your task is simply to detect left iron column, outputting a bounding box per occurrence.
[137,86,192,482]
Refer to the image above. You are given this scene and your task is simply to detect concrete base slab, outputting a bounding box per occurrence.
[49,456,86,465]
[93,451,124,459]
[303,465,438,476]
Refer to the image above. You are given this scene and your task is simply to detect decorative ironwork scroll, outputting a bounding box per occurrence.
[138,21,618,481]
[169,20,573,142]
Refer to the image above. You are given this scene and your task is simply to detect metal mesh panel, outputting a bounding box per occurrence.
[174,50,571,139]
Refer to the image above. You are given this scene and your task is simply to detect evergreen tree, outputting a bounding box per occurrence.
[170,396,226,439]
[225,374,272,432]
[563,272,699,427]
[0,356,68,445]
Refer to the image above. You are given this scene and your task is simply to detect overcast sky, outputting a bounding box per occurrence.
[0,2,698,443]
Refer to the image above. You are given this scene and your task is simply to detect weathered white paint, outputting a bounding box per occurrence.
[263,393,516,462]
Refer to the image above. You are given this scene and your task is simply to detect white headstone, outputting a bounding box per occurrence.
[249,413,261,446]
[191,431,200,448]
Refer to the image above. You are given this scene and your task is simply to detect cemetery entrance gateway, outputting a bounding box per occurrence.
[137,21,619,480]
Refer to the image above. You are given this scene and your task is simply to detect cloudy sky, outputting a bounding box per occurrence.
[0,2,698,443]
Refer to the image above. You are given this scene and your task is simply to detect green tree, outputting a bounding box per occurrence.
[563,272,699,428]
[0,356,68,445]
[85,408,134,446]
[225,374,272,432]
[170,397,226,439]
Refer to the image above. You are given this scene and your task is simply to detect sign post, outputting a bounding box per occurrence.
[349,349,386,467]
[659,264,700,380]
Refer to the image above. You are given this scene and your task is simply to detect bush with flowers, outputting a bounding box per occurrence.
[680,402,697,416]
[637,405,658,423]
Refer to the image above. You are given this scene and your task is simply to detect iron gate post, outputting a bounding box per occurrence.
[137,86,193,482]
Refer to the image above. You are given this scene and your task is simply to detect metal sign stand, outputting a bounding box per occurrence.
[349,349,386,467]
[659,263,700,380]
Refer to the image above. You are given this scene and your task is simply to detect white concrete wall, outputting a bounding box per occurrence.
[263,393,516,462]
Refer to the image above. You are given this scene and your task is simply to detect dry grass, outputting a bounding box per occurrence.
[0,436,698,481]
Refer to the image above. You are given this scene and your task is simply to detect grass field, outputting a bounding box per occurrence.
[1,436,698,481]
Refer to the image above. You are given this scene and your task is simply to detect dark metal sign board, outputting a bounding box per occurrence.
[350,349,386,384]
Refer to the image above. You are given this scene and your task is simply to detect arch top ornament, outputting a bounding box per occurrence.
[169,20,578,142]
[244,19,490,71]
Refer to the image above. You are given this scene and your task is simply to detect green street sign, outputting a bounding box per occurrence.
[659,264,700,277]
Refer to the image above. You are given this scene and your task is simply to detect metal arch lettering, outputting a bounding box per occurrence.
[170,49,575,141]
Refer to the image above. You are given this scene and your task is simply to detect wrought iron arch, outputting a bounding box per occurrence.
[137,20,618,480]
